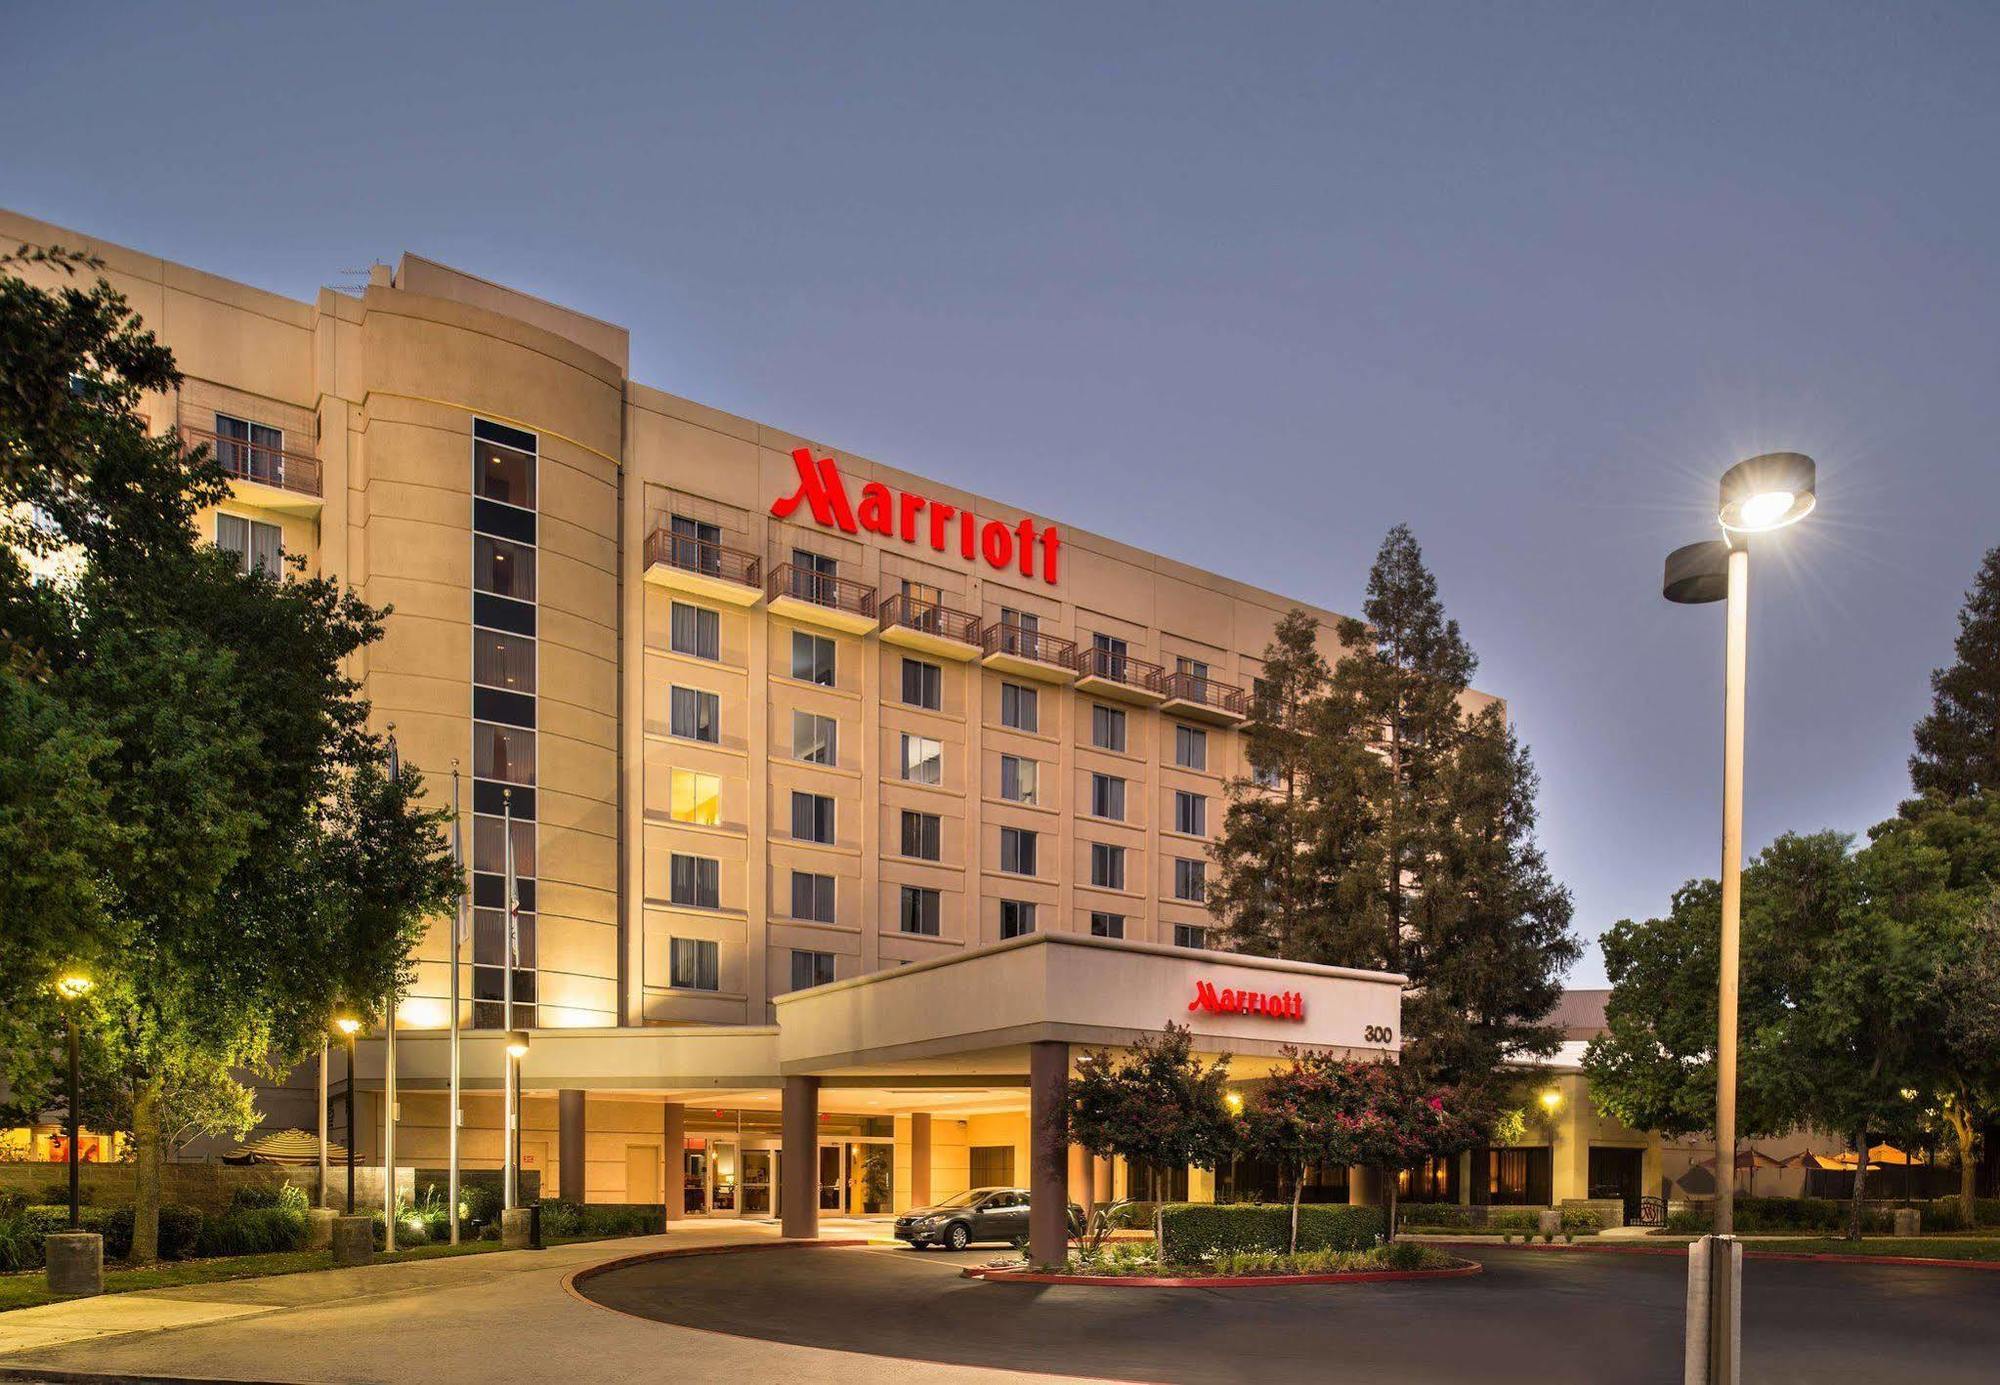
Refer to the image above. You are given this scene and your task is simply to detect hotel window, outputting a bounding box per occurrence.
[473,814,536,876]
[999,754,1038,805]
[669,514,722,575]
[901,658,941,710]
[671,603,720,661]
[901,579,945,634]
[1175,725,1207,771]
[1174,857,1208,902]
[1092,632,1130,680]
[790,871,836,923]
[791,791,835,844]
[669,770,721,826]
[789,549,838,605]
[1000,827,1037,876]
[474,630,536,694]
[789,949,836,991]
[901,733,943,785]
[1089,912,1125,939]
[1176,656,1211,681]
[474,434,536,508]
[900,885,941,936]
[670,686,719,743]
[900,810,942,861]
[793,711,838,766]
[474,722,536,785]
[999,682,1038,732]
[1091,704,1127,752]
[472,910,536,1029]
[1000,900,1036,939]
[668,853,720,909]
[995,607,1039,658]
[214,412,284,484]
[474,533,536,601]
[668,937,720,991]
[1175,791,1207,837]
[1090,773,1126,821]
[1174,923,1208,950]
[215,513,282,576]
[1091,842,1126,890]
[1253,762,1282,790]
[791,631,835,686]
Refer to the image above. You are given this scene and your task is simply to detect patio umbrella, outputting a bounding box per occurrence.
[226,1127,349,1166]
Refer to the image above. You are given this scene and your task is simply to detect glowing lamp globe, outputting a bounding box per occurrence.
[1718,452,1816,534]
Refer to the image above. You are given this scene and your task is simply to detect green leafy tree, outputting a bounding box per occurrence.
[0,247,457,1261]
[1926,892,2000,1226]
[1063,1024,1238,1185]
[1910,546,2000,802]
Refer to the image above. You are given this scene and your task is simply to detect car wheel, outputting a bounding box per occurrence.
[945,1222,971,1252]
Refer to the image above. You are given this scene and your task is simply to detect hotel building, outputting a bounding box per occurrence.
[2,209,1660,1252]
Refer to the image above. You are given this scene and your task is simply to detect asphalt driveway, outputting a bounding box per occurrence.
[579,1242,2000,1384]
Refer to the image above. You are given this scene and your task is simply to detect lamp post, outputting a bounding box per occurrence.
[334,1014,362,1214]
[505,1029,529,1210]
[1663,450,1817,1385]
[54,973,93,1230]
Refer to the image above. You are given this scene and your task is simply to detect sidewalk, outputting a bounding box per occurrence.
[0,1223,1070,1385]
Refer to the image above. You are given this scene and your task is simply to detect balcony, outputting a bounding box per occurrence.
[1159,671,1249,724]
[180,422,323,516]
[981,624,1076,684]
[1074,646,1165,705]
[878,593,982,660]
[642,529,763,606]
[767,563,878,635]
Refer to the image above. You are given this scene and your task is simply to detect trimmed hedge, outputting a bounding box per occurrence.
[0,1203,205,1268]
[1156,1202,1385,1263]
[537,1200,665,1240]
[196,1207,310,1257]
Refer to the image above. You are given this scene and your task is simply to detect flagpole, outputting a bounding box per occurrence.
[449,763,465,1246]
[503,787,517,1212]
[383,728,401,1254]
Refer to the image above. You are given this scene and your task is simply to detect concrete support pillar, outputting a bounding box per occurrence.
[1028,1040,1069,1267]
[558,1090,586,1204]
[1093,1156,1114,1206]
[781,1076,819,1239]
[1068,1143,1094,1216]
[910,1113,933,1209]
[663,1103,686,1221]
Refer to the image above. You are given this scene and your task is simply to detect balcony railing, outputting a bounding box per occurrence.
[769,563,876,619]
[1159,671,1248,717]
[180,423,323,498]
[643,528,761,589]
[982,624,1076,669]
[1076,645,1164,693]
[878,593,982,646]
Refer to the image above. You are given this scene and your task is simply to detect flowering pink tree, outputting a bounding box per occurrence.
[1244,1050,1476,1250]
[1064,1022,1238,1179]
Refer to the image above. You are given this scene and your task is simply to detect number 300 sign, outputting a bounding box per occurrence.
[1362,1024,1394,1044]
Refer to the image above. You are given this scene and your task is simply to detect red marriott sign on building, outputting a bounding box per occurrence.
[773,450,1063,585]
[1188,979,1306,1022]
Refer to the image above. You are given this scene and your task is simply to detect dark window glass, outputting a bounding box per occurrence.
[1000,683,1037,732]
[1000,900,1036,939]
[1089,912,1125,939]
[473,721,536,785]
[1000,827,1037,876]
[1175,791,1207,836]
[474,438,536,508]
[474,533,535,601]
[791,792,835,844]
[670,686,720,743]
[1175,725,1207,770]
[790,871,836,923]
[1090,842,1125,890]
[1000,755,1037,804]
[669,854,720,909]
[901,658,941,710]
[216,513,283,575]
[789,949,836,991]
[900,810,942,861]
[1175,857,1207,902]
[669,937,720,991]
[1091,774,1125,821]
[671,603,720,660]
[1092,704,1127,752]
[791,631,836,686]
[1174,923,1208,950]
[899,885,941,936]
[472,814,535,877]
[474,630,536,693]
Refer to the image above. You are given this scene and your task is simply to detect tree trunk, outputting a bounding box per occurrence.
[1290,1172,1303,1256]
[1948,1101,1978,1229]
[130,1075,165,1265]
[1846,1129,1869,1243]
[1384,1168,1399,1244]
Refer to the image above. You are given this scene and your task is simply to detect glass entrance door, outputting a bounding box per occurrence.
[740,1148,776,1216]
[819,1145,845,1212]
[707,1140,738,1214]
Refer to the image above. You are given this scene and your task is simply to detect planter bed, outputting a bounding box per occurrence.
[963,1256,1481,1288]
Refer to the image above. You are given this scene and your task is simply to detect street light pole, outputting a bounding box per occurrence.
[1662,450,1817,1385]
[53,974,93,1231]
[335,1014,361,1215]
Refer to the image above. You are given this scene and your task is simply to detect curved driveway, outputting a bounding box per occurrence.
[579,1242,2000,1384]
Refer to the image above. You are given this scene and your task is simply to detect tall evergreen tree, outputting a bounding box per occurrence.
[1911,545,2000,802]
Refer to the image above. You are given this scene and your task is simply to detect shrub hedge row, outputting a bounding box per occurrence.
[0,1201,303,1270]
[1156,1203,1384,1263]
[537,1200,666,1240]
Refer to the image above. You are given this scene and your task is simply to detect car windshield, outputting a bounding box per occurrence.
[933,1190,988,1208]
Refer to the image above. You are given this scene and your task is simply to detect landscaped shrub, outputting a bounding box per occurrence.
[459,1182,502,1231]
[1665,1198,1900,1235]
[196,1207,308,1257]
[1560,1206,1604,1236]
[1207,1242,1453,1276]
[536,1200,664,1240]
[1155,1202,1384,1263]
[1398,1204,1475,1230]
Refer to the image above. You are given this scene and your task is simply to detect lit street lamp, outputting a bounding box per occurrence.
[1663,450,1817,1385]
[505,1029,530,1209]
[334,1013,362,1214]
[54,972,94,1230]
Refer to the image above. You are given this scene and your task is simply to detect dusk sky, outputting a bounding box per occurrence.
[7,2,1997,985]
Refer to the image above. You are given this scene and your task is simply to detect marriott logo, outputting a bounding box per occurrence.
[1188,979,1306,1022]
[773,449,1062,585]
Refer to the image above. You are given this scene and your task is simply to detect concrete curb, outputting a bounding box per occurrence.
[960,1258,1483,1288]
[0,1370,295,1385]
[562,1238,871,1300]
[1419,1237,2000,1272]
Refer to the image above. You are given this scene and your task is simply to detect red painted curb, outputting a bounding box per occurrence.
[960,1259,1482,1288]
[1419,1238,2000,1272]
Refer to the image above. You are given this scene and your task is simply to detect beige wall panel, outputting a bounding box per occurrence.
[632,414,762,514]
[532,786,619,838]
[535,879,618,930]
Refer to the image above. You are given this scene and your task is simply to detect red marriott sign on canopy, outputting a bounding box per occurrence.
[773,450,1062,585]
[1188,979,1305,1022]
